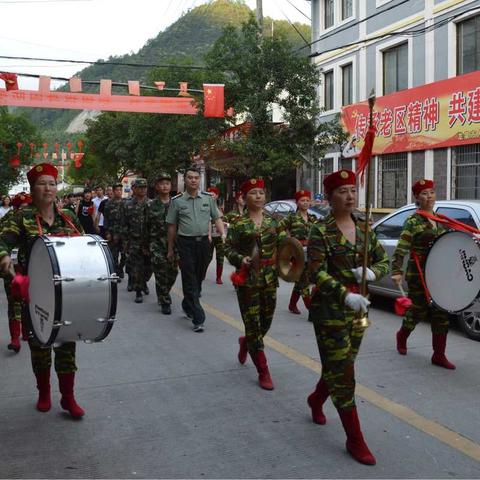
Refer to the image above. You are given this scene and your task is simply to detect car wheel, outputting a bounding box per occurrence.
[459,310,480,341]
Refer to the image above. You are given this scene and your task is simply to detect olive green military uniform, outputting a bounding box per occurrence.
[225,212,285,352]
[392,212,449,334]
[0,206,84,374]
[166,190,221,326]
[147,197,178,306]
[307,214,389,409]
[103,197,125,277]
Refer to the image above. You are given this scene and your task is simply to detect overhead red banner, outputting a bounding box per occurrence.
[341,70,480,155]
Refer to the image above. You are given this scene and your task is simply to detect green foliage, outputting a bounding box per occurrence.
[0,108,42,194]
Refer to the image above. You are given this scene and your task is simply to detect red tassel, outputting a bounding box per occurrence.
[231,264,249,286]
[11,273,29,302]
[355,126,376,186]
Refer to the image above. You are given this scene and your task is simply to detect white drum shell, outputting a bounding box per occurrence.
[28,235,116,345]
[425,231,480,312]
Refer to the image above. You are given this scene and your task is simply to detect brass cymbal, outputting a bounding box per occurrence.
[277,237,305,283]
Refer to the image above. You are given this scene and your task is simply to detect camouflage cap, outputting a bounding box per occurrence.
[133,178,148,188]
[155,172,172,182]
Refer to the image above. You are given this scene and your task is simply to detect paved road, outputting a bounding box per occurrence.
[1,262,480,479]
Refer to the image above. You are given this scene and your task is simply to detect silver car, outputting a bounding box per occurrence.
[369,200,480,341]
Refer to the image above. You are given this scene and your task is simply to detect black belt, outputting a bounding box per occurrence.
[178,235,208,242]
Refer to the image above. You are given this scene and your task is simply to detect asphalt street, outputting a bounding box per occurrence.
[1,261,480,479]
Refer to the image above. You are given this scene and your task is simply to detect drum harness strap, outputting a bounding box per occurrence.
[412,210,480,304]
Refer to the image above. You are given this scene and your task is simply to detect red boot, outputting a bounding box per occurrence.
[303,295,311,310]
[58,372,85,418]
[216,265,223,285]
[288,291,301,314]
[35,370,51,412]
[338,407,376,465]
[251,350,274,390]
[238,336,248,365]
[396,326,411,355]
[431,333,456,370]
[307,377,329,425]
[7,320,21,353]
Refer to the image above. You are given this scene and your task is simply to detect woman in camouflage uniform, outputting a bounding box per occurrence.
[223,191,246,225]
[307,170,389,466]
[391,179,455,369]
[225,179,284,390]
[206,186,226,285]
[279,189,317,315]
[0,163,85,418]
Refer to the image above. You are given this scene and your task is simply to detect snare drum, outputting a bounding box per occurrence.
[425,231,480,313]
[27,235,117,346]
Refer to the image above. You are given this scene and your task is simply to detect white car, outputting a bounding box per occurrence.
[370,200,480,341]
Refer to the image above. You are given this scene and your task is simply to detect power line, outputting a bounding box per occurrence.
[283,0,310,21]
[0,0,92,3]
[278,4,309,46]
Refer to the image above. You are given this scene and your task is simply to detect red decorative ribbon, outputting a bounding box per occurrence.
[416,209,480,236]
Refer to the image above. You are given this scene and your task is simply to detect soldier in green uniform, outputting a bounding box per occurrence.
[279,189,317,315]
[306,170,388,465]
[123,178,152,304]
[0,163,85,418]
[147,172,178,315]
[103,183,125,280]
[225,178,285,390]
[206,186,226,285]
[166,165,225,332]
[391,179,455,369]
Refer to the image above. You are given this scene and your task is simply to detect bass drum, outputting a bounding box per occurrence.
[27,235,117,346]
[425,231,480,313]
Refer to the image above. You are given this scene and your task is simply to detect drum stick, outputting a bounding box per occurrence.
[398,283,407,297]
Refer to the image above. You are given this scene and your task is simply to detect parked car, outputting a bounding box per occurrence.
[369,200,480,341]
[264,199,330,220]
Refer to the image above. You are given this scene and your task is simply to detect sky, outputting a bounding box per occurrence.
[0,0,311,89]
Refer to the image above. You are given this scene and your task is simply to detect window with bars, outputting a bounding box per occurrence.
[342,0,353,20]
[325,0,334,28]
[457,15,480,75]
[324,70,334,110]
[452,145,480,199]
[341,63,353,106]
[321,157,335,193]
[378,154,408,208]
[383,43,408,95]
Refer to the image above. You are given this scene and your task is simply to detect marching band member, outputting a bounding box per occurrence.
[0,164,85,418]
[225,179,284,390]
[391,179,455,369]
[224,191,246,224]
[206,186,225,285]
[279,189,317,315]
[307,170,388,465]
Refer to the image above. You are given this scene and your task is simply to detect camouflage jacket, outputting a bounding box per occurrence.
[122,197,150,245]
[0,205,83,268]
[103,198,125,238]
[225,212,285,288]
[307,213,389,306]
[278,211,318,244]
[224,207,246,225]
[146,197,172,249]
[391,212,446,276]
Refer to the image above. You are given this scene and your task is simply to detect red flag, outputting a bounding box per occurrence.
[355,126,376,185]
[0,72,18,91]
[203,84,224,118]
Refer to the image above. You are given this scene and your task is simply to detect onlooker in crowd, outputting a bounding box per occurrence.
[92,185,107,235]
[77,188,96,234]
[0,196,12,218]
[63,193,77,214]
[95,185,113,237]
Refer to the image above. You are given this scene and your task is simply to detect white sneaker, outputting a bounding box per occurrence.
[193,324,204,333]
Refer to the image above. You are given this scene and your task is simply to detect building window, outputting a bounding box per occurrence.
[325,0,334,29]
[452,145,480,199]
[323,70,334,110]
[342,0,353,20]
[378,153,408,208]
[341,63,353,106]
[321,157,334,193]
[457,15,480,75]
[383,43,408,95]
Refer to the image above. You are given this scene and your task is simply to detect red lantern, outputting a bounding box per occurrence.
[10,154,21,168]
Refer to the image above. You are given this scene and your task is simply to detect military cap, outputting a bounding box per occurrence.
[294,189,311,202]
[155,172,172,182]
[412,179,435,196]
[323,169,356,195]
[240,178,265,196]
[133,178,148,188]
[27,163,58,187]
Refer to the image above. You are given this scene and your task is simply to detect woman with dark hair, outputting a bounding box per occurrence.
[0,195,12,218]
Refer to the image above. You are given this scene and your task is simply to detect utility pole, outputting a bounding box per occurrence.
[256,0,263,31]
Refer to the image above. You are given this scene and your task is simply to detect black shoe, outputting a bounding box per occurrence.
[143,285,150,295]
[135,291,143,303]
[127,282,133,292]
[193,323,204,333]
[161,304,172,315]
[118,270,125,279]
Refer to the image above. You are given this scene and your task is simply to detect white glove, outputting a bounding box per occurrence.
[351,267,376,283]
[345,293,370,314]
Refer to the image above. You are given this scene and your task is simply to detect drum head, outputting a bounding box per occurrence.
[425,231,480,312]
[28,238,57,345]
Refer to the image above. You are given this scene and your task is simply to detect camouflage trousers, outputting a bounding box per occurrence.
[151,244,178,306]
[403,275,449,334]
[4,278,22,324]
[292,266,311,297]
[236,285,277,353]
[127,243,153,291]
[108,239,123,276]
[28,339,76,374]
[208,236,225,268]
[310,305,364,410]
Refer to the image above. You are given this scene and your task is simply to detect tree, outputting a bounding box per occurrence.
[0,108,42,194]
[204,17,346,178]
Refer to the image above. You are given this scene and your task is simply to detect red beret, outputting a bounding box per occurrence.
[412,179,435,196]
[323,169,356,195]
[12,193,32,209]
[294,190,311,202]
[207,186,220,196]
[240,178,265,196]
[234,191,242,200]
[27,163,58,187]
